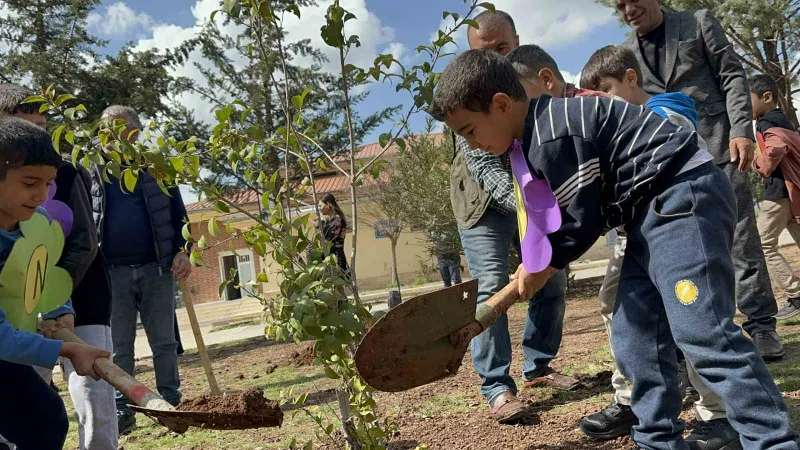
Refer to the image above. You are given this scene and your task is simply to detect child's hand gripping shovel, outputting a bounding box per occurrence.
[355,142,560,392]
[50,327,283,433]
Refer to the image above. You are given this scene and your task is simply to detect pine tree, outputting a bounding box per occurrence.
[0,0,105,91]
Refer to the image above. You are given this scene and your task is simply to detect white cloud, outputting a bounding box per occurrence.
[281,0,402,73]
[561,70,581,86]
[131,0,403,126]
[384,42,408,74]
[87,2,154,37]
[434,1,616,52]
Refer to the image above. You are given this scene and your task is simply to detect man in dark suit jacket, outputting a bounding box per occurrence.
[579,1,784,449]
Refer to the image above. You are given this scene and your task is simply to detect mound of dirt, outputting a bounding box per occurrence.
[289,341,316,367]
[176,387,283,427]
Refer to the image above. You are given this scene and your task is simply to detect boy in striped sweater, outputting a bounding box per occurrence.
[430,49,798,450]
[578,45,746,449]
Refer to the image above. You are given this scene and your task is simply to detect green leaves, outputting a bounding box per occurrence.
[222,0,240,18]
[320,1,357,49]
[22,95,46,105]
[55,93,76,106]
[122,168,137,193]
[291,87,313,111]
[182,223,193,243]
[51,125,65,153]
[208,218,221,237]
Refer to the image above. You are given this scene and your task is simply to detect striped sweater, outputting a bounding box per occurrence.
[522,94,700,269]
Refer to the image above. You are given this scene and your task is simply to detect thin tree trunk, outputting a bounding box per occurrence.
[390,236,400,291]
[339,46,360,298]
[336,388,361,450]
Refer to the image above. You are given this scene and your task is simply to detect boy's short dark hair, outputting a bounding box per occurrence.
[0,84,39,116]
[0,117,61,180]
[430,49,527,122]
[506,45,565,83]
[749,74,780,99]
[580,45,643,91]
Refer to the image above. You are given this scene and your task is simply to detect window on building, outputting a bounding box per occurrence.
[219,250,255,301]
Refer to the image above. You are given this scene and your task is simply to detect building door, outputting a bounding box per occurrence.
[219,250,256,301]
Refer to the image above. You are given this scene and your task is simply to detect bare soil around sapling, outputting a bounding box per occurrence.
[57,246,800,449]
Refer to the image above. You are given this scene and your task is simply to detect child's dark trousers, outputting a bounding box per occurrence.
[612,163,798,450]
[0,359,68,449]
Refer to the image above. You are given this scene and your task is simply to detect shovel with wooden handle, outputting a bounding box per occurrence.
[51,327,282,432]
[354,278,519,392]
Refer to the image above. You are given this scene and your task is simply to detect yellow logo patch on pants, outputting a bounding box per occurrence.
[675,280,698,305]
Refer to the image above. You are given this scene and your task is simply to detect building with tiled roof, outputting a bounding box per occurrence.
[182,133,465,304]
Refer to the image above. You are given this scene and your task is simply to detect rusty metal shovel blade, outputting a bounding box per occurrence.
[129,405,282,432]
[355,280,478,392]
[51,328,283,433]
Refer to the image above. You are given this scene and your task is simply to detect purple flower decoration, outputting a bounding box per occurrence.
[41,182,73,237]
[509,140,561,273]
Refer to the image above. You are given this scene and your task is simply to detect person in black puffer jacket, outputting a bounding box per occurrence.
[90,106,192,437]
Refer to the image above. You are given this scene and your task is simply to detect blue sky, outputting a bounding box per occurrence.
[90,0,629,140]
[82,0,630,202]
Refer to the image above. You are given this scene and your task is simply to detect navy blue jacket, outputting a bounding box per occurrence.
[89,165,189,270]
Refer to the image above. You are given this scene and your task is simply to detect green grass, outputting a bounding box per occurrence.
[417,391,473,418]
[412,277,428,286]
[765,332,800,392]
[209,319,262,333]
[559,344,613,378]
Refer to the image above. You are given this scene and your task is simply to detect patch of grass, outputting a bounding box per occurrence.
[767,335,800,392]
[181,335,268,356]
[417,391,472,418]
[559,344,613,378]
[412,277,428,286]
[209,319,262,333]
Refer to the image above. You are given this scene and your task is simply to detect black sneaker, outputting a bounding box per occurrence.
[686,418,742,450]
[118,411,136,436]
[752,330,785,361]
[776,298,800,321]
[579,400,638,440]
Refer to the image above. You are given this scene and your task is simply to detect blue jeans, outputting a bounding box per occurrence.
[109,262,181,415]
[437,257,462,287]
[612,164,797,450]
[0,360,68,449]
[459,208,567,404]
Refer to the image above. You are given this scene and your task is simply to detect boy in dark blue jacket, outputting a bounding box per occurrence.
[430,49,798,450]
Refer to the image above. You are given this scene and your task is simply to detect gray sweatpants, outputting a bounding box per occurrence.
[64,325,119,450]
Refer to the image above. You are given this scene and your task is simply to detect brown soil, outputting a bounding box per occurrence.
[176,387,283,427]
[106,246,800,449]
[289,341,316,367]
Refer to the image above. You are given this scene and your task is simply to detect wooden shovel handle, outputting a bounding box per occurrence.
[475,279,520,331]
[52,328,174,411]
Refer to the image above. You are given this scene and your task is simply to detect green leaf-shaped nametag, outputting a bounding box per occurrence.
[0,213,73,332]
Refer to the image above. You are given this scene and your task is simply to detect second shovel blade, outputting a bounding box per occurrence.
[354,280,478,392]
